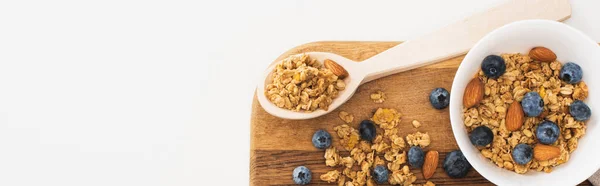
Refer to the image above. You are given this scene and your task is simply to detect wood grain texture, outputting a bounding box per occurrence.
[250,41,593,186]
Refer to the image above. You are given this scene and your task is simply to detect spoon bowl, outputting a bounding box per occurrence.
[257,52,363,120]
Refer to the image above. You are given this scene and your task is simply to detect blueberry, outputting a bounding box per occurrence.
[560,62,583,84]
[408,146,425,168]
[512,143,533,165]
[521,92,544,117]
[570,100,591,121]
[469,125,493,146]
[359,120,377,142]
[292,166,311,185]
[312,129,332,149]
[372,165,389,184]
[443,150,471,178]
[481,55,506,79]
[429,88,450,109]
[536,121,560,145]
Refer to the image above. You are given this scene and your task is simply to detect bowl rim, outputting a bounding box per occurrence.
[449,19,600,185]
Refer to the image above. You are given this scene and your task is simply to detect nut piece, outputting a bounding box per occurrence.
[506,101,524,131]
[422,150,439,179]
[529,47,557,62]
[324,59,348,79]
[412,120,421,128]
[534,144,561,161]
[463,77,484,108]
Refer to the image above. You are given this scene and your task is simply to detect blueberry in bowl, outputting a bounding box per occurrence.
[570,100,591,121]
[560,62,583,84]
[536,121,560,145]
[469,125,493,146]
[521,92,544,117]
[481,55,506,79]
[512,143,533,165]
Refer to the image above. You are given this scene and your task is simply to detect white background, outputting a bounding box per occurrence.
[0,0,599,185]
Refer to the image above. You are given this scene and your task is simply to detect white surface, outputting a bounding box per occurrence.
[450,20,600,186]
[0,0,599,185]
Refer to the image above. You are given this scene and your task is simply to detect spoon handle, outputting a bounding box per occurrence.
[359,0,570,84]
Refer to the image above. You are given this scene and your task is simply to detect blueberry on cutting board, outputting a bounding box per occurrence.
[312,129,332,149]
[408,146,425,168]
[372,165,389,184]
[359,120,377,142]
[292,166,311,185]
[429,88,450,109]
[443,150,471,178]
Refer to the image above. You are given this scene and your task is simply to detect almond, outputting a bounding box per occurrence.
[422,150,439,179]
[506,101,524,131]
[533,144,561,161]
[324,59,348,79]
[463,77,484,108]
[529,47,557,62]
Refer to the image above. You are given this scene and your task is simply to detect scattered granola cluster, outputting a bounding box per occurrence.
[370,91,386,103]
[462,53,589,173]
[265,54,346,112]
[339,111,355,124]
[320,109,435,186]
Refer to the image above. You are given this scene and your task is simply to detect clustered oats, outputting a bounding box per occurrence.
[370,91,386,103]
[423,181,435,186]
[321,109,436,186]
[334,124,361,151]
[339,111,355,124]
[406,132,431,148]
[462,53,589,173]
[265,54,346,112]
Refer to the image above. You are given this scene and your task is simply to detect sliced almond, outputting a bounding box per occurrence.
[463,77,484,108]
[529,47,557,62]
[533,144,561,161]
[324,59,348,79]
[506,101,524,131]
[422,150,439,179]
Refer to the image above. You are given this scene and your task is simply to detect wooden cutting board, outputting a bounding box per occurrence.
[250,41,593,186]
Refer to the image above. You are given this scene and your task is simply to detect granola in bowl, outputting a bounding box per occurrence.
[461,48,590,174]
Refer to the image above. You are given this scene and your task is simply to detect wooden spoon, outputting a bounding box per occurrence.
[257,0,571,120]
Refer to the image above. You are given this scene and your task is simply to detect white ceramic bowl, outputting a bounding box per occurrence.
[449,20,600,186]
